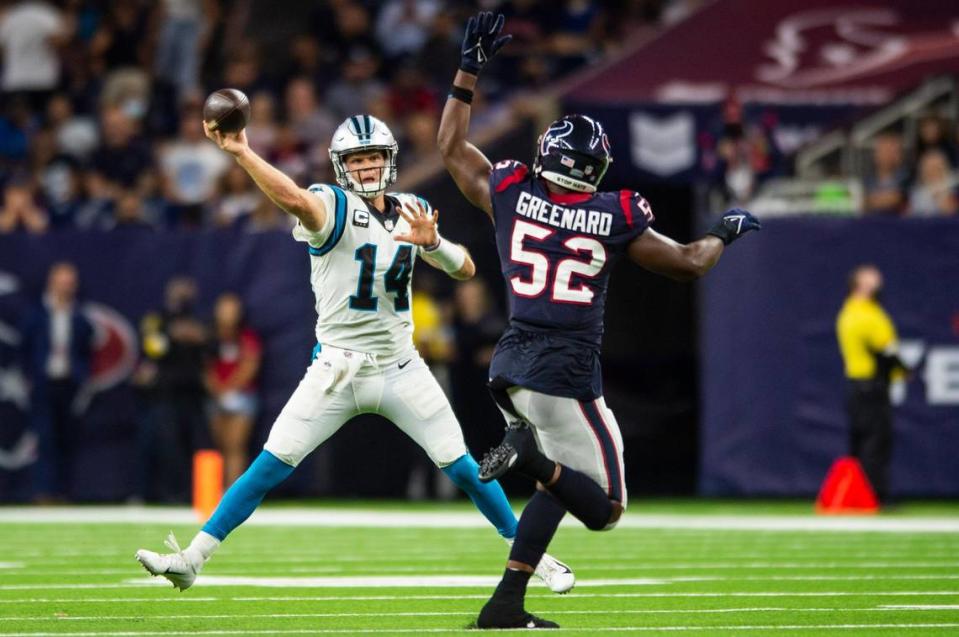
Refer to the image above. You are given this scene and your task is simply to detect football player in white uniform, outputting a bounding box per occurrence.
[135,114,574,595]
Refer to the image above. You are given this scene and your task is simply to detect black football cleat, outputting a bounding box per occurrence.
[476,599,559,629]
[478,421,535,483]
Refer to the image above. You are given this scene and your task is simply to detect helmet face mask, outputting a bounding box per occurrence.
[533,115,611,193]
[329,115,399,198]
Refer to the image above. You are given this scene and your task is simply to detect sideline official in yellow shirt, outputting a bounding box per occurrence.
[836,265,906,503]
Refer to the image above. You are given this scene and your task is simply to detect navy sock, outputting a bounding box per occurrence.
[490,567,532,604]
[202,450,295,540]
[547,465,613,531]
[517,449,556,485]
[508,491,566,568]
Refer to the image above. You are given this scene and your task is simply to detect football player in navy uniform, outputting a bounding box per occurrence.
[438,12,761,630]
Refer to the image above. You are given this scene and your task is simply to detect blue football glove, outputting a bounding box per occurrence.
[460,12,512,75]
[706,208,761,245]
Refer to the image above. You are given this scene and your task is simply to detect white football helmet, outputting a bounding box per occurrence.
[329,115,399,198]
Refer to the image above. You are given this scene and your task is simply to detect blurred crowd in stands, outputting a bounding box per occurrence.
[862,115,958,217]
[703,98,959,217]
[0,0,672,234]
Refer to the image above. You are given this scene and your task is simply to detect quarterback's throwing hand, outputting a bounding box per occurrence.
[203,121,248,156]
[460,12,512,75]
[706,208,761,245]
[395,200,440,247]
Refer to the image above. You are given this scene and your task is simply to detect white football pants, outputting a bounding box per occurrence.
[264,343,467,468]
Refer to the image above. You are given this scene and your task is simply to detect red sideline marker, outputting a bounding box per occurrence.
[815,456,879,515]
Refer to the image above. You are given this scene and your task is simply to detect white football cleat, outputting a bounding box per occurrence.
[135,532,203,591]
[534,552,575,594]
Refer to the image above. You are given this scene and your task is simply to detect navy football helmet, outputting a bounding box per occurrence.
[533,114,611,193]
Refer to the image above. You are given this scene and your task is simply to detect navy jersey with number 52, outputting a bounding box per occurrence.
[487,160,654,400]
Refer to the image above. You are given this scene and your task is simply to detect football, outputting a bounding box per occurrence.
[203,88,250,134]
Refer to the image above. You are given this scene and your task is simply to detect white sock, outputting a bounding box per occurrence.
[186,531,220,565]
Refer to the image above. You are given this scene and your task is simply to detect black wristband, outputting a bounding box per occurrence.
[706,226,734,245]
[449,85,474,104]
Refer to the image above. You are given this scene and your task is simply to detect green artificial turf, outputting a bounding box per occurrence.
[0,500,957,635]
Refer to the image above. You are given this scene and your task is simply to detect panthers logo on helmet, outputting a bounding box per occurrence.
[347,115,375,144]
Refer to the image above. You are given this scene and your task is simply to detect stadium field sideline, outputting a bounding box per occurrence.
[0,501,957,636]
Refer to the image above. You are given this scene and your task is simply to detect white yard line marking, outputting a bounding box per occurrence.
[882,605,959,610]
[11,557,959,571]
[124,572,959,590]
[0,598,221,604]
[0,506,957,532]
[5,607,959,621]
[7,566,959,585]
[8,624,959,635]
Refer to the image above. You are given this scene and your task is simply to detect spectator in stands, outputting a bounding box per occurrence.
[109,188,156,231]
[220,41,269,98]
[375,0,440,62]
[234,195,293,233]
[708,99,780,206]
[278,34,335,89]
[0,0,73,110]
[158,106,230,227]
[328,1,379,64]
[211,165,259,227]
[205,292,261,486]
[387,63,438,121]
[836,265,907,504]
[285,76,336,150]
[45,93,97,161]
[73,170,115,229]
[90,106,152,189]
[284,76,336,175]
[38,158,82,229]
[88,3,149,71]
[19,261,93,502]
[245,91,279,158]
[0,179,48,234]
[269,124,310,185]
[136,276,209,502]
[153,0,218,101]
[400,111,439,169]
[914,113,957,168]
[414,12,459,89]
[0,96,31,175]
[863,133,908,216]
[549,0,604,74]
[450,276,507,463]
[908,150,958,216]
[325,45,385,121]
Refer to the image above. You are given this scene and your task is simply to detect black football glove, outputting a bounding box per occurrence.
[460,12,512,75]
[706,208,761,245]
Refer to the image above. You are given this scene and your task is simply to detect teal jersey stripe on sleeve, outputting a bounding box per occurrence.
[308,186,348,257]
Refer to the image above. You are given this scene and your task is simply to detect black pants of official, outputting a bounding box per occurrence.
[138,388,209,502]
[845,380,892,502]
[31,379,79,500]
